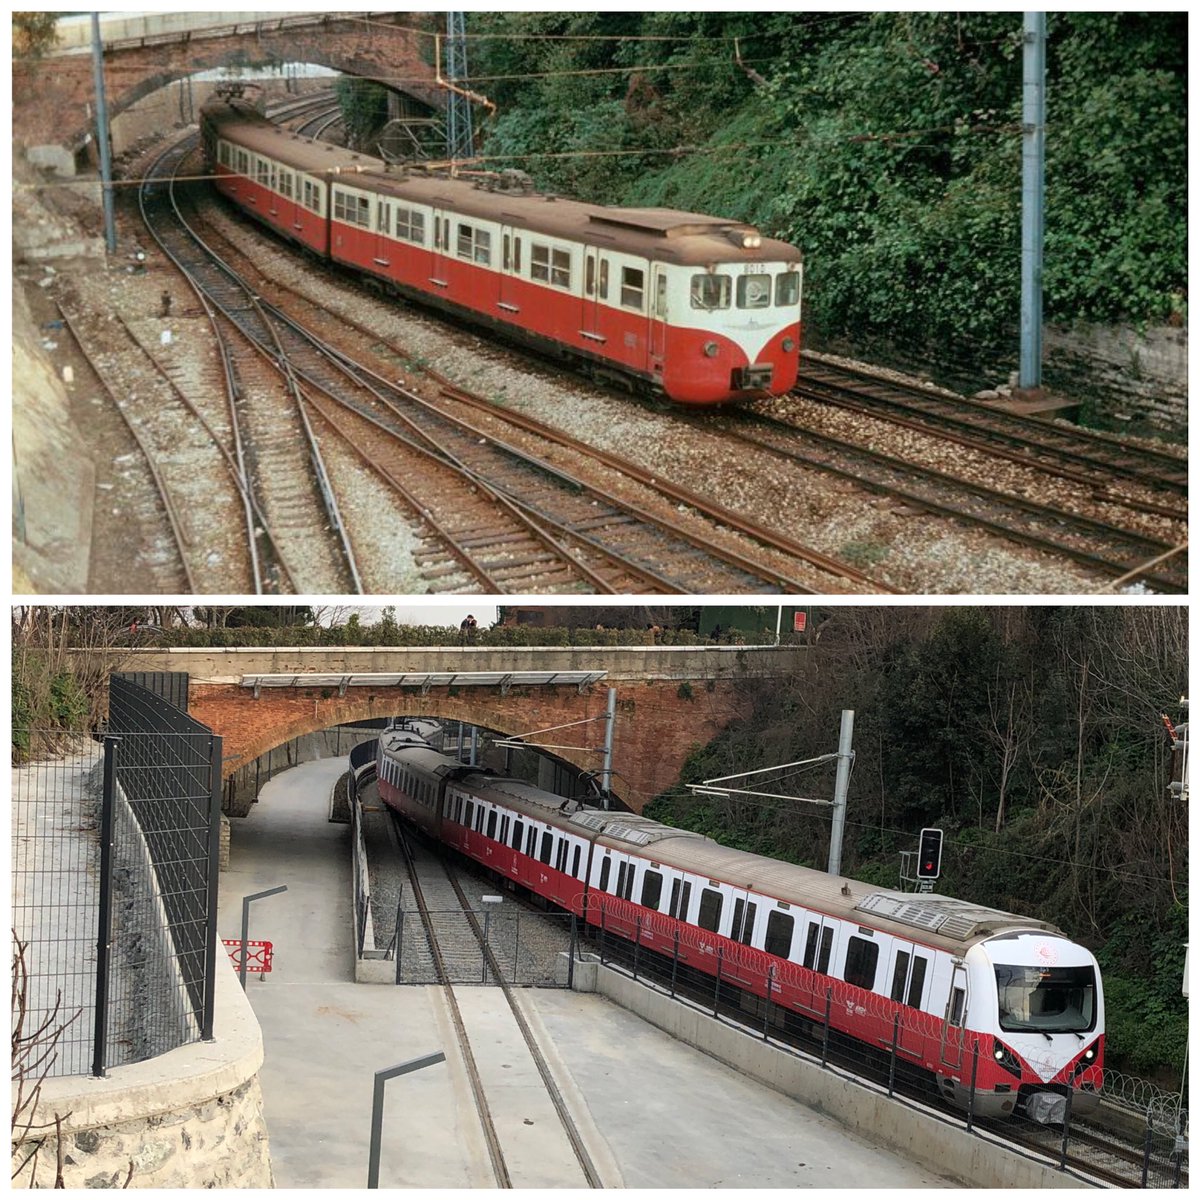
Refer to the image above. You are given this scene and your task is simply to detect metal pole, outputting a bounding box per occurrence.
[92,736,120,1077]
[395,911,404,984]
[1058,1080,1074,1168]
[633,916,641,981]
[240,886,288,990]
[775,606,782,645]
[469,725,478,767]
[670,928,680,998]
[600,687,617,809]
[821,988,832,1066]
[1141,1109,1154,1188]
[1019,11,1046,390]
[202,734,223,1040]
[568,915,577,989]
[713,946,723,1017]
[457,720,465,762]
[367,1052,447,1187]
[827,709,854,876]
[481,909,490,983]
[888,1014,899,1096]
[763,967,774,1040]
[966,1041,979,1134]
[89,14,117,254]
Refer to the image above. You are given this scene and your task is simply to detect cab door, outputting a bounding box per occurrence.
[887,942,930,1056]
[800,914,836,1015]
[940,960,968,1069]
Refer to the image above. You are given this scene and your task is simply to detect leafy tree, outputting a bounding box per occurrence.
[13,12,57,59]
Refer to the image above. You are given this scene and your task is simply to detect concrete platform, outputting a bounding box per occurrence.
[218,759,961,1189]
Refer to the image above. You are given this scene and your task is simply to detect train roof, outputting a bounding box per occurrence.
[608,829,1063,953]
[203,102,803,267]
[378,737,1061,954]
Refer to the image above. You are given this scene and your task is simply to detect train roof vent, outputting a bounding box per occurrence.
[856,893,1016,941]
[567,811,654,845]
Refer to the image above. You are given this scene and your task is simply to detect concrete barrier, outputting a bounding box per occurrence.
[11,957,272,1188]
[585,965,1090,1190]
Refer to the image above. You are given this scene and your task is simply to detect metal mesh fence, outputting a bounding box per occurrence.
[13,680,221,1080]
[11,738,106,1077]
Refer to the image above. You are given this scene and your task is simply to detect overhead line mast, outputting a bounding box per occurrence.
[445,13,475,166]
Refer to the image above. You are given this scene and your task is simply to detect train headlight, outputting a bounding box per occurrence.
[992,1039,1023,1079]
[782,338,796,353]
[1084,1047,1095,1060]
[703,341,719,357]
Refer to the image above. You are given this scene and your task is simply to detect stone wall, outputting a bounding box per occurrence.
[12,959,272,1189]
[1045,322,1187,434]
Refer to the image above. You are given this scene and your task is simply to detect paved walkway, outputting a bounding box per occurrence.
[218,759,959,1188]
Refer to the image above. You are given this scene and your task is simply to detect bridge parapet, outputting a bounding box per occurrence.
[107,644,799,685]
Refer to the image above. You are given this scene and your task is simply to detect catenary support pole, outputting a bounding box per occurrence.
[90,14,117,254]
[827,709,854,876]
[600,687,616,809]
[1019,12,1047,389]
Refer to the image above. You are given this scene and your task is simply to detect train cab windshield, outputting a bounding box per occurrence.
[691,268,801,311]
[994,964,1097,1034]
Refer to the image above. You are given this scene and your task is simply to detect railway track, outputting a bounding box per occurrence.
[393,824,604,1189]
[711,407,1187,593]
[799,359,1188,499]
[152,139,886,594]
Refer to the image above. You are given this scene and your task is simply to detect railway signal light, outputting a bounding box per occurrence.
[916,828,943,880]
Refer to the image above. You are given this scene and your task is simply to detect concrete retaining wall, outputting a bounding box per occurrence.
[581,962,1089,1190]
[11,959,272,1189]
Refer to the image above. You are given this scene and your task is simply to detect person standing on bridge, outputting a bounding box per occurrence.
[459,614,478,645]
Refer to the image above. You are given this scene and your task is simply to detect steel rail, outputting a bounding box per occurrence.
[392,826,512,1189]
[55,303,197,593]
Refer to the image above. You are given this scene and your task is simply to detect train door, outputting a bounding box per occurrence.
[940,960,968,1069]
[373,197,392,271]
[887,942,930,1056]
[430,211,450,291]
[582,247,604,345]
[801,914,836,1012]
[649,263,669,368]
[499,226,521,315]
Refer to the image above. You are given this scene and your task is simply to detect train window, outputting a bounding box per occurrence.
[551,248,571,289]
[378,202,391,236]
[907,955,928,1008]
[279,170,292,200]
[655,273,668,318]
[691,274,731,310]
[669,878,692,921]
[487,810,498,840]
[218,142,230,168]
[949,986,966,1026]
[640,870,663,911]
[843,936,879,991]
[585,254,595,296]
[555,840,568,872]
[696,888,723,933]
[731,899,757,946]
[236,149,249,175]
[620,266,645,310]
[457,224,492,265]
[616,862,628,897]
[512,819,524,849]
[303,179,321,214]
[539,831,553,865]
[890,950,911,1002]
[571,845,582,877]
[737,274,772,310]
[526,825,537,856]
[396,206,425,245]
[598,856,612,893]
[599,258,609,300]
[776,270,800,307]
[455,797,463,823]
[464,800,474,828]
[475,806,486,834]
[530,243,550,283]
[804,923,834,974]
[514,237,522,272]
[764,911,794,959]
[256,158,269,187]
[503,234,511,271]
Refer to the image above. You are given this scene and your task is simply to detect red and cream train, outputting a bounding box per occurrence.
[200,95,803,406]
[375,728,1104,1120]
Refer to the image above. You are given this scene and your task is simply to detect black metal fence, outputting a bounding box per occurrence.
[581,912,1188,1189]
[12,679,222,1079]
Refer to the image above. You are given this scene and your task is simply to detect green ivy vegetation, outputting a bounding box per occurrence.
[471,12,1185,372]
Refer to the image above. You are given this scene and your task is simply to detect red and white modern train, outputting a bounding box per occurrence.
[200,95,804,406]
[375,729,1104,1120]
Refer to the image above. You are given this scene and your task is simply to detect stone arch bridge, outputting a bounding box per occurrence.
[110,644,802,813]
[15,11,439,155]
